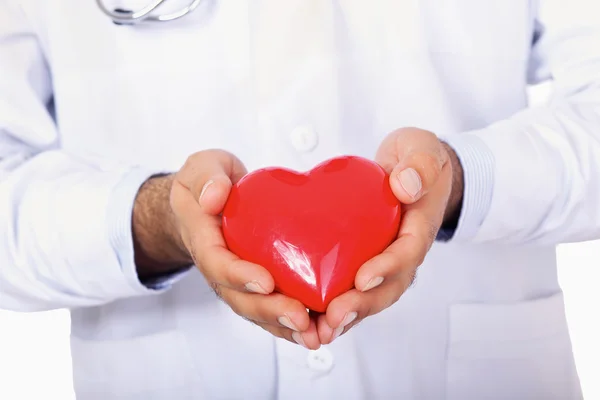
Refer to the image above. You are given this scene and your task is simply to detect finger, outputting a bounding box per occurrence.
[297,317,320,350]
[376,128,448,204]
[198,245,275,294]
[219,286,311,333]
[175,149,247,215]
[170,158,274,294]
[355,164,451,292]
[317,313,361,345]
[172,193,273,294]
[354,208,435,291]
[254,316,320,350]
[172,197,274,294]
[317,313,334,344]
[319,279,408,344]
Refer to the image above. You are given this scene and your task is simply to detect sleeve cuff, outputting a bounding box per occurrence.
[107,167,191,294]
[438,134,495,242]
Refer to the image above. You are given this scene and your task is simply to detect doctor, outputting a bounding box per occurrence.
[1,0,599,399]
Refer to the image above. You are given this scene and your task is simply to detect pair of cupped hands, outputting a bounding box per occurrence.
[135,128,459,350]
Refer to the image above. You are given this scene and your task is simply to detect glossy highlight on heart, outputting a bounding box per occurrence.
[222,156,401,312]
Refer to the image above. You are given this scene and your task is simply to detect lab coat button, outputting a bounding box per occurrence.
[306,347,334,372]
[290,125,319,152]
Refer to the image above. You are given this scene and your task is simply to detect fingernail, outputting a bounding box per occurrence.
[331,325,345,342]
[278,314,299,332]
[199,180,214,202]
[331,311,358,341]
[244,281,269,295]
[292,331,308,349]
[362,276,384,292]
[340,311,358,328]
[398,168,421,198]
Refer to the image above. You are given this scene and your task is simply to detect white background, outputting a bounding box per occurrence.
[1,65,600,400]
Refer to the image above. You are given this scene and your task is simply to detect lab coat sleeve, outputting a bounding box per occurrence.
[0,1,179,312]
[442,0,600,245]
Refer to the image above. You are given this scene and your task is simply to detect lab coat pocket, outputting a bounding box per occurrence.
[71,330,197,400]
[446,292,582,400]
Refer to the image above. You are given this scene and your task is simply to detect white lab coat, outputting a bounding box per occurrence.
[1,0,599,398]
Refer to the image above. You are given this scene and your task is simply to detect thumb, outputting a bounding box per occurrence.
[389,165,424,204]
[377,128,448,205]
[198,174,234,216]
[174,149,247,216]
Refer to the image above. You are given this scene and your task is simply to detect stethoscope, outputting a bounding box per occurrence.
[96,0,202,25]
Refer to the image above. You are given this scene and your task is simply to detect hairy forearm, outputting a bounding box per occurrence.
[132,174,192,281]
[441,142,464,229]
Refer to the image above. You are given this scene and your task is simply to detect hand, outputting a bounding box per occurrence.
[133,150,321,349]
[317,128,463,344]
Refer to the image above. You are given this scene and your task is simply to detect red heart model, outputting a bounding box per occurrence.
[222,155,401,312]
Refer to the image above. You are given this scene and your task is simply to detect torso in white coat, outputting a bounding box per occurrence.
[23,0,582,398]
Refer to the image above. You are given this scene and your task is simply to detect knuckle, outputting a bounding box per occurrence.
[426,222,439,246]
[225,299,247,319]
[382,295,397,311]
[241,316,262,329]
[418,153,443,181]
[406,242,427,268]
[200,149,233,167]
[247,298,275,324]
[223,259,246,287]
[182,152,203,173]
[390,292,404,309]
[377,288,401,313]
[195,245,226,281]
[376,252,400,279]
[255,322,278,337]
[404,216,436,265]
[214,149,234,161]
[264,294,298,317]
[190,235,211,268]
[189,245,200,267]
[210,282,224,300]
[362,303,374,319]
[183,154,196,168]
[258,322,291,341]
[414,250,427,267]
[406,268,418,290]
[347,293,365,314]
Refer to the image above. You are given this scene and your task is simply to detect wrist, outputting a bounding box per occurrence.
[441,141,464,229]
[133,174,192,280]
